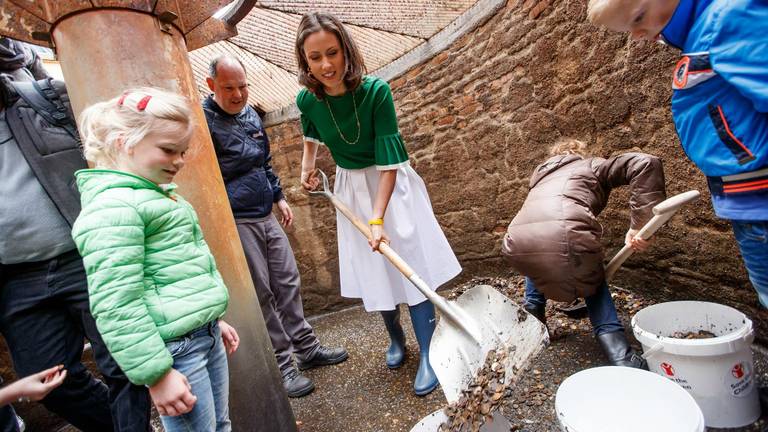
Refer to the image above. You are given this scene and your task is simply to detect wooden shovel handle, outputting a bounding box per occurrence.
[604,190,700,282]
[329,195,482,341]
[652,190,701,215]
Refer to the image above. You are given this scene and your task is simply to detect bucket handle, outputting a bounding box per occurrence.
[641,343,664,360]
[742,331,754,344]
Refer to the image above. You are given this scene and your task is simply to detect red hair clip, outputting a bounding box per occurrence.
[117,92,129,107]
[116,92,152,111]
[136,95,152,111]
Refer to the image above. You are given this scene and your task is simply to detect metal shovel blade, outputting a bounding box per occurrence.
[430,284,549,404]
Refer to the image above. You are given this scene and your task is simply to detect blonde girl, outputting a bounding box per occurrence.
[73,87,239,431]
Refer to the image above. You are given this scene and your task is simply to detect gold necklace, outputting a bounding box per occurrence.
[325,91,360,145]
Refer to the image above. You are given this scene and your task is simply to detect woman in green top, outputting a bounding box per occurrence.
[295,12,462,396]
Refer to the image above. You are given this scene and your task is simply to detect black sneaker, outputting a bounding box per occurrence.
[297,345,349,371]
[282,368,315,398]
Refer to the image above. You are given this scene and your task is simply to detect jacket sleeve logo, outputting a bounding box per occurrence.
[672,52,716,90]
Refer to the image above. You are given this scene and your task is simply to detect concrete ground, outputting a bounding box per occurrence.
[291,305,445,432]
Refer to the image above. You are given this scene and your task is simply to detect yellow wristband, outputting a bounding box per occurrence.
[368,218,384,226]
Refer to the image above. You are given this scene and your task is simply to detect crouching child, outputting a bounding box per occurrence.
[502,138,666,369]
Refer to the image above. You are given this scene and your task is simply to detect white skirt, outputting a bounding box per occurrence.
[334,164,462,311]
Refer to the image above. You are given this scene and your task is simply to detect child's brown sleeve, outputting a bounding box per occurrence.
[597,153,667,229]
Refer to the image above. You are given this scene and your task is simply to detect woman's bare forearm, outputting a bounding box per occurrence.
[372,169,397,219]
[301,140,319,175]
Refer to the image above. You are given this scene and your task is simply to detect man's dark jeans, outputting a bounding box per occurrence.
[0,249,151,432]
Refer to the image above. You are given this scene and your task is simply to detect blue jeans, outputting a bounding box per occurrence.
[160,321,231,432]
[524,277,624,336]
[732,221,768,308]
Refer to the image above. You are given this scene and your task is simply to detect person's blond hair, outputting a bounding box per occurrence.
[549,138,588,157]
[586,0,627,25]
[78,87,193,166]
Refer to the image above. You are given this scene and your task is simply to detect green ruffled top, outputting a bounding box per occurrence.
[296,76,409,170]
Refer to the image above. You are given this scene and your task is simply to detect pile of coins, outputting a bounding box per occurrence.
[670,329,717,339]
[439,347,510,432]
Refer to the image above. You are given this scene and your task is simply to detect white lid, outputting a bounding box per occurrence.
[555,366,704,432]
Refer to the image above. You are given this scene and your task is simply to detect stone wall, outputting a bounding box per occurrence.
[266,0,766,338]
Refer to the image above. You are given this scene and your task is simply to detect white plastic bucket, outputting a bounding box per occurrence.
[410,409,510,432]
[631,301,760,428]
[555,366,705,432]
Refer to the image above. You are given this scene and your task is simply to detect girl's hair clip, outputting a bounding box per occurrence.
[117,92,152,112]
[117,92,129,107]
[136,95,152,111]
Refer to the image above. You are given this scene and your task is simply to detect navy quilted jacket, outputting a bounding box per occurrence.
[203,96,284,218]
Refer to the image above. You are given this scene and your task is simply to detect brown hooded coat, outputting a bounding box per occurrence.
[501,153,666,302]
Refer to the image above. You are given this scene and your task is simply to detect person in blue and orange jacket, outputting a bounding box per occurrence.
[587,0,768,308]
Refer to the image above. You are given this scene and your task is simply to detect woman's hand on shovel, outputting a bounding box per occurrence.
[369,224,390,251]
[301,168,320,191]
[625,228,653,252]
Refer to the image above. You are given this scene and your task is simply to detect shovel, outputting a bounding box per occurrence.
[559,190,701,317]
[308,169,549,404]
[604,189,700,280]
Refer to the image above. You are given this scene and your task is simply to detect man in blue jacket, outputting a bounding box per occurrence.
[204,56,348,398]
[587,0,768,308]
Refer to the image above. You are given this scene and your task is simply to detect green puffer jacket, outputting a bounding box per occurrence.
[72,169,229,386]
